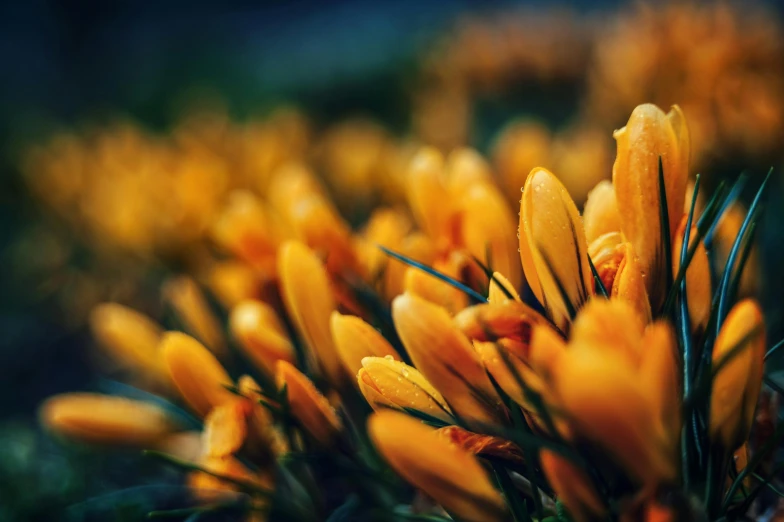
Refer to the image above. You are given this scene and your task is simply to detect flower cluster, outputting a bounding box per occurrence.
[38,102,781,522]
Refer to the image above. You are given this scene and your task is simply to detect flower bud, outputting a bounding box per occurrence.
[369,411,508,522]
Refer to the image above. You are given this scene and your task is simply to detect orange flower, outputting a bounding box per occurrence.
[40,393,174,446]
[160,332,237,417]
[392,292,506,425]
[540,449,605,522]
[711,300,765,450]
[519,167,594,331]
[163,276,226,357]
[672,215,711,331]
[230,299,295,376]
[89,303,168,384]
[613,104,689,310]
[531,300,680,487]
[357,356,454,423]
[582,180,621,244]
[278,241,343,384]
[368,411,508,522]
[276,361,342,446]
[330,312,400,377]
[588,233,652,322]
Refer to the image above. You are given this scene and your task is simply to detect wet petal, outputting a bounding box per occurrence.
[393,293,506,424]
[519,167,594,331]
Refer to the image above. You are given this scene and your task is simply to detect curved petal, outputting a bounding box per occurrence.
[331,312,400,377]
[368,411,507,522]
[583,180,621,244]
[276,360,341,446]
[519,167,593,330]
[161,332,237,417]
[392,293,505,424]
[230,299,295,376]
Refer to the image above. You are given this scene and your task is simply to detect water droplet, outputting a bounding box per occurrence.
[384,354,394,361]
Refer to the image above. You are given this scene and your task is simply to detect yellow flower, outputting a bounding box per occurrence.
[519,167,594,331]
[711,299,765,450]
[40,393,174,446]
[403,251,470,315]
[530,300,680,488]
[89,303,168,384]
[160,332,237,417]
[588,233,652,322]
[406,147,456,247]
[162,276,226,357]
[448,149,522,290]
[203,401,248,458]
[276,361,342,447]
[357,356,454,423]
[330,312,400,377]
[368,411,508,522]
[540,449,605,522]
[487,271,521,304]
[392,292,506,425]
[453,300,547,348]
[210,191,284,279]
[278,240,343,384]
[582,180,621,244]
[230,299,296,376]
[613,103,689,310]
[672,215,712,331]
[205,261,261,309]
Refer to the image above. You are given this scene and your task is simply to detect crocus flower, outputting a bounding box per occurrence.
[393,292,507,425]
[40,393,174,446]
[230,299,296,376]
[160,331,237,417]
[710,299,765,450]
[276,360,342,447]
[519,167,594,331]
[330,312,400,377]
[368,411,508,522]
[357,356,454,423]
[612,104,689,310]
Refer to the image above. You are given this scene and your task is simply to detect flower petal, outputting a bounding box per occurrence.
[368,411,508,522]
[331,312,400,377]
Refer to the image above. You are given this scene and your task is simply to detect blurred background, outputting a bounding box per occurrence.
[2,0,784,520]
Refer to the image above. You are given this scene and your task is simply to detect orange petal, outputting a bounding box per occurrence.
[276,360,342,446]
[40,393,174,446]
[368,411,507,522]
[89,303,167,383]
[203,401,248,458]
[487,271,521,304]
[359,356,454,422]
[553,349,676,485]
[163,276,226,357]
[331,312,400,377]
[278,241,343,384]
[205,261,261,309]
[540,449,605,522]
[437,425,525,466]
[160,332,237,417]
[612,104,689,310]
[393,293,506,424]
[458,181,522,291]
[406,147,455,243]
[403,253,470,315]
[711,300,765,450]
[672,215,711,332]
[230,299,295,375]
[612,242,653,323]
[383,232,436,302]
[583,180,621,244]
[519,167,593,331]
[453,300,547,353]
[474,341,543,411]
[569,299,646,368]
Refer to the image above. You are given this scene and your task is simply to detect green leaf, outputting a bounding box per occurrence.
[378,245,488,303]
